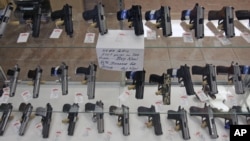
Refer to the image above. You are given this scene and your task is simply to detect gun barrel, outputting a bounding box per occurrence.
[235,10,250,20]
[191,66,204,75]
[32,6,42,37]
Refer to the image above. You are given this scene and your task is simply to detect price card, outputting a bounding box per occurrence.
[240,32,250,43]
[154,101,163,112]
[74,92,84,103]
[183,32,194,43]
[35,122,43,135]
[21,90,32,102]
[104,131,112,141]
[180,95,189,106]
[227,94,238,106]
[118,90,132,102]
[216,34,231,45]
[195,132,206,141]
[146,30,156,40]
[0,92,9,103]
[17,32,30,43]
[196,90,209,102]
[84,33,95,43]
[12,120,21,133]
[50,88,60,99]
[83,127,92,137]
[50,29,63,39]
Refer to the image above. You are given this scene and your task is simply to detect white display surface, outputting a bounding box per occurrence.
[0,82,249,141]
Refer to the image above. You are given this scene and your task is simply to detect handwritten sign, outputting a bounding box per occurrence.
[96,30,144,71]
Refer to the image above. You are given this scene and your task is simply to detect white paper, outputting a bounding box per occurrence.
[118,90,132,102]
[17,32,30,43]
[183,32,194,43]
[240,32,250,43]
[21,90,32,102]
[74,92,84,103]
[180,95,189,106]
[84,33,95,43]
[50,29,63,39]
[12,120,21,133]
[146,30,156,40]
[195,90,209,102]
[50,88,60,99]
[216,34,231,45]
[0,91,9,103]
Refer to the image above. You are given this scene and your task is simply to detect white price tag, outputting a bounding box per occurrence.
[195,132,206,141]
[0,92,9,103]
[146,30,157,40]
[35,122,43,135]
[12,120,21,133]
[84,33,95,43]
[183,32,194,43]
[221,134,229,141]
[240,32,250,43]
[227,95,238,106]
[55,130,62,137]
[17,32,30,43]
[50,29,63,39]
[21,90,32,102]
[180,95,189,106]
[50,88,60,99]
[154,101,163,112]
[196,90,209,102]
[83,127,91,137]
[104,131,112,141]
[216,34,231,45]
[74,92,84,103]
[118,90,131,102]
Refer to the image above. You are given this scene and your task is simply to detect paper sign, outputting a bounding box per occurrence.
[146,30,157,40]
[50,29,63,39]
[74,92,84,103]
[21,90,32,102]
[50,88,60,99]
[17,32,30,43]
[12,120,21,133]
[216,34,231,45]
[118,90,132,102]
[183,32,194,43]
[196,90,209,102]
[241,32,250,43]
[84,33,95,43]
[0,92,9,103]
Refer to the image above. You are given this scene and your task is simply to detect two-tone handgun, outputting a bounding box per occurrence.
[0,2,13,37]
[18,103,33,136]
[27,66,43,98]
[62,103,79,136]
[51,62,68,95]
[7,64,20,97]
[0,103,13,136]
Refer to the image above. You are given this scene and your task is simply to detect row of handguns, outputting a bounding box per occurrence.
[1,2,250,39]
[1,102,249,140]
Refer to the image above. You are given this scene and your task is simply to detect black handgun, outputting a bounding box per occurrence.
[189,103,219,139]
[235,10,250,28]
[0,103,13,136]
[0,2,13,37]
[167,106,190,140]
[27,66,42,98]
[216,61,245,94]
[51,62,68,95]
[51,4,73,37]
[85,101,104,133]
[117,5,144,36]
[76,63,97,99]
[18,103,33,136]
[208,6,235,38]
[145,6,172,37]
[181,3,205,39]
[126,70,145,99]
[167,64,196,95]
[212,107,238,129]
[35,103,52,138]
[192,64,218,99]
[137,105,163,135]
[232,106,250,125]
[109,105,130,136]
[149,73,171,105]
[62,103,79,136]
[7,64,20,97]
[82,2,108,35]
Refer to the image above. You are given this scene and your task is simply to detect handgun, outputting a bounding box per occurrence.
[51,4,73,37]
[126,70,145,99]
[167,64,196,95]
[167,106,190,140]
[192,64,218,99]
[189,103,219,139]
[117,5,144,36]
[7,64,20,97]
[216,61,245,94]
[0,103,13,136]
[208,6,235,38]
[18,103,33,136]
[212,107,238,129]
[145,6,172,37]
[82,2,108,35]
[27,66,42,98]
[35,103,52,138]
[62,103,79,136]
[0,2,13,37]
[76,63,97,99]
[109,105,130,136]
[181,3,205,39]
[85,101,104,133]
[51,62,68,95]
[149,73,171,105]
[231,106,250,125]
[137,105,163,135]
[235,10,250,28]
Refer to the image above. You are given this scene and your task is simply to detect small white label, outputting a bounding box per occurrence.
[50,29,63,39]
[0,92,9,103]
[146,30,157,40]
[227,94,238,106]
[83,127,91,137]
[104,131,112,141]
[154,101,163,112]
[216,34,231,45]
[183,32,194,43]
[196,90,209,102]
[21,90,32,102]
[35,122,43,136]
[12,120,21,133]
[50,88,60,99]
[74,92,84,103]
[240,32,250,43]
[17,32,30,43]
[180,95,189,106]
[118,90,131,102]
[84,33,95,43]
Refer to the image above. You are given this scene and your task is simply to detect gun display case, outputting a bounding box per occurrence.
[0,0,250,141]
